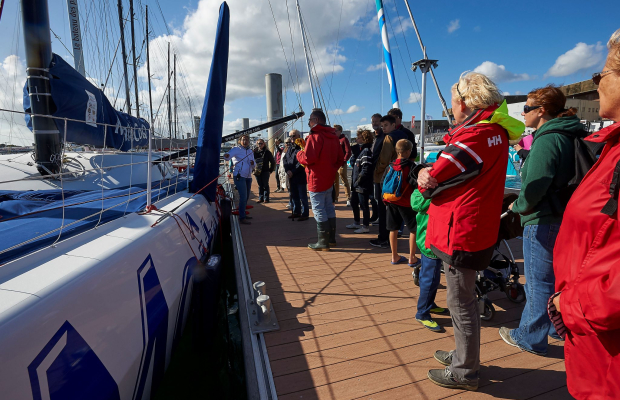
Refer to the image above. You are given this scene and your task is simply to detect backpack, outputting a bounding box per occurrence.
[536,130,597,215]
[382,163,405,202]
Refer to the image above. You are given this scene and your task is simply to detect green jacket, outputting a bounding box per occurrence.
[511,115,582,226]
[410,189,437,259]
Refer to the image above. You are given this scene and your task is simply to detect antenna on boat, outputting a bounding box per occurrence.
[21,0,62,175]
[295,0,317,110]
[129,0,140,119]
[402,0,453,162]
[146,5,154,126]
[66,0,86,76]
[167,42,172,141]
[117,0,132,116]
[174,54,178,140]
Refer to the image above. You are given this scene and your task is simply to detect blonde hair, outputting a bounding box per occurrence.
[607,28,620,73]
[395,139,413,153]
[356,129,373,144]
[451,72,504,110]
[289,129,300,137]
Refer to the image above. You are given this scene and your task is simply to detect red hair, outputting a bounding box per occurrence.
[527,85,576,118]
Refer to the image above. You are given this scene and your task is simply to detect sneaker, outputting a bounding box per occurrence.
[257,199,264,203]
[416,318,442,332]
[264,199,270,203]
[244,216,253,220]
[354,226,369,234]
[498,327,519,349]
[286,204,292,209]
[346,223,361,229]
[297,216,309,221]
[427,367,478,391]
[369,239,389,248]
[499,327,547,356]
[433,350,453,366]
[346,200,351,207]
[430,307,449,315]
[239,219,251,225]
[369,218,379,225]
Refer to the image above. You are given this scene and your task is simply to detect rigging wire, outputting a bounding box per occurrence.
[329,0,345,89]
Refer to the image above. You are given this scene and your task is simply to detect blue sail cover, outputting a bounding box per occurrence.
[191,2,229,201]
[23,53,149,151]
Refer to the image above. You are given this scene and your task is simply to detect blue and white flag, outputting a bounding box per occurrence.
[375,0,399,109]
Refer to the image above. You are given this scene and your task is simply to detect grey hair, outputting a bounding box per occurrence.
[608,28,620,48]
[607,28,620,72]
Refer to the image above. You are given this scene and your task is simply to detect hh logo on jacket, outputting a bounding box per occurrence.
[488,135,503,147]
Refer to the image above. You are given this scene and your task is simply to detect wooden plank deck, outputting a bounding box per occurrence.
[239,178,570,400]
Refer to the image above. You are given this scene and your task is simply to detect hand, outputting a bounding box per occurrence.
[418,167,438,189]
[223,153,230,159]
[287,171,293,178]
[514,144,523,152]
[508,202,514,211]
[250,160,255,166]
[553,294,561,313]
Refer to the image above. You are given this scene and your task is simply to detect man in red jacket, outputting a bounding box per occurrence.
[297,109,344,251]
[549,31,620,399]
[333,124,352,205]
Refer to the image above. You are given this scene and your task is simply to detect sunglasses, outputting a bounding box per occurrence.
[592,70,612,85]
[523,105,541,113]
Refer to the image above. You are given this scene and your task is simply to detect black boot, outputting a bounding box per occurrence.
[308,221,330,251]
[328,217,337,246]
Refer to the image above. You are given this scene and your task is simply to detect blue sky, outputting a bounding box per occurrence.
[0,0,618,144]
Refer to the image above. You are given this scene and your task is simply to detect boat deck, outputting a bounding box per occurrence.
[239,179,570,400]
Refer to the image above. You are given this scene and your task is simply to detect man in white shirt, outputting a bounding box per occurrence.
[223,134,255,224]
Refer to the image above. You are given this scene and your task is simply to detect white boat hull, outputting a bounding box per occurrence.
[0,192,220,400]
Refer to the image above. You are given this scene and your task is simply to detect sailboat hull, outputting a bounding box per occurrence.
[0,192,219,399]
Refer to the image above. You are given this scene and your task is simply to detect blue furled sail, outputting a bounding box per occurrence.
[375,0,399,108]
[191,2,229,201]
[23,53,149,151]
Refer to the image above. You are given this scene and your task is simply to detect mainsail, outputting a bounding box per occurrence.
[23,54,150,152]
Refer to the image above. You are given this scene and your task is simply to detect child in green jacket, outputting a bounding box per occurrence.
[411,189,448,332]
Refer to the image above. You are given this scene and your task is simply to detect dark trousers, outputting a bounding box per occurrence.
[255,172,270,201]
[275,165,281,190]
[374,182,388,241]
[370,195,378,221]
[290,181,309,217]
[351,187,360,222]
[358,192,371,226]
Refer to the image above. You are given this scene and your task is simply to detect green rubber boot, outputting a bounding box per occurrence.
[328,217,337,246]
[308,221,330,251]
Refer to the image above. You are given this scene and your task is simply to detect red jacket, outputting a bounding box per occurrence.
[297,125,344,192]
[419,105,515,270]
[553,122,620,400]
[339,134,352,164]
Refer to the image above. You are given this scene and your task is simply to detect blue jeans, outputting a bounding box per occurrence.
[309,188,336,223]
[416,254,443,320]
[234,176,252,220]
[290,181,309,217]
[510,223,560,355]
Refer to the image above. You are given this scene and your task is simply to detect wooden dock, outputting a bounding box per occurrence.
[239,179,571,400]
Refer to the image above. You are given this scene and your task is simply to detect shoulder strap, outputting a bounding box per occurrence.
[601,159,620,216]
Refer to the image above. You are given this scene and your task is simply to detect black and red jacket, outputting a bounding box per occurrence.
[419,103,523,270]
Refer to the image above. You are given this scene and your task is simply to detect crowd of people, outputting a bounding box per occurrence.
[223,28,620,399]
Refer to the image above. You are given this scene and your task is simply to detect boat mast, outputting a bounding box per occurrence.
[295,0,317,110]
[129,0,140,119]
[146,5,153,125]
[375,0,399,108]
[66,0,86,76]
[21,0,61,174]
[167,42,172,141]
[174,54,177,139]
[117,0,132,116]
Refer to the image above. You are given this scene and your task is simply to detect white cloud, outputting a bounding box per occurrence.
[546,42,605,77]
[360,117,367,122]
[367,62,385,72]
[448,19,460,34]
[473,61,530,82]
[408,92,422,103]
[331,104,363,115]
[503,91,510,96]
[0,55,34,146]
[473,26,481,32]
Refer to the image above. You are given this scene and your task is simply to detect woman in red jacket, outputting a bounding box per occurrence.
[549,28,620,400]
[417,72,524,391]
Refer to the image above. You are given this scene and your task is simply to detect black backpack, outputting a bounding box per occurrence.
[535,129,598,215]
